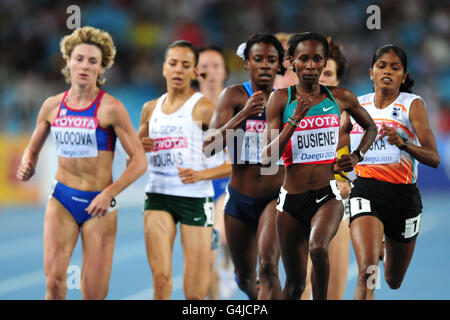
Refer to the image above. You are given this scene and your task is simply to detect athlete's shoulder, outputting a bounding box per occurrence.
[136,98,159,125]
[100,92,125,110]
[194,95,215,116]
[329,86,359,106]
[193,95,215,126]
[223,84,248,97]
[266,88,289,119]
[271,87,289,99]
[217,85,248,110]
[41,92,66,117]
[399,91,422,99]
[357,92,374,105]
[328,86,354,98]
[268,87,289,108]
[142,98,159,113]
[96,93,128,123]
[43,92,65,107]
[196,96,215,110]
[398,92,424,106]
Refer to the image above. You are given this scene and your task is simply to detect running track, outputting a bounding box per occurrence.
[0,191,448,300]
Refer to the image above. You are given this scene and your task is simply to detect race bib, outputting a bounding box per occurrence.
[403,214,421,239]
[149,136,187,170]
[51,116,98,158]
[240,120,266,164]
[349,197,371,218]
[350,121,401,165]
[203,200,215,226]
[290,115,339,164]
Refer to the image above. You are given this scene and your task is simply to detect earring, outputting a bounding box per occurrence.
[290,66,295,72]
[98,74,106,86]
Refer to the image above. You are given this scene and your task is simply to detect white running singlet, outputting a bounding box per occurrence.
[145,92,215,197]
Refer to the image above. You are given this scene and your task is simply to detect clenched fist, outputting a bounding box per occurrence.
[16,156,36,182]
[141,137,155,152]
[292,92,315,121]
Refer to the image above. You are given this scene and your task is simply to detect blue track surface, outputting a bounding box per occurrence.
[0,191,448,300]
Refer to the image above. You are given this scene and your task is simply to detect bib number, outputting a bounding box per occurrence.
[203,200,215,226]
[403,214,421,239]
[349,197,371,218]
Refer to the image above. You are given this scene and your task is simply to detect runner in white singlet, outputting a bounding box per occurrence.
[138,40,219,300]
[344,45,440,300]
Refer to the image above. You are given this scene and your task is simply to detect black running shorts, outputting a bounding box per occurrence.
[349,177,423,243]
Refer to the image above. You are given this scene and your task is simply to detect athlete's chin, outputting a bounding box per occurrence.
[302,75,318,82]
[73,79,93,87]
[377,82,398,90]
[170,81,188,88]
[255,78,274,87]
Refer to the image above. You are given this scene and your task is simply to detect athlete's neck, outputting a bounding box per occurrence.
[166,87,196,106]
[200,85,222,106]
[67,85,99,107]
[250,81,274,99]
[374,88,400,109]
[296,82,321,97]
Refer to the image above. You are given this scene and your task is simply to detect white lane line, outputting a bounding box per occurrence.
[0,240,146,296]
[0,211,439,296]
[0,234,43,260]
[0,269,45,296]
[121,275,184,300]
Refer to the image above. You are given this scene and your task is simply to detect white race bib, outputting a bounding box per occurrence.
[291,127,339,163]
[149,136,187,173]
[240,120,266,164]
[290,114,339,164]
[51,116,98,158]
[403,214,421,239]
[350,121,401,165]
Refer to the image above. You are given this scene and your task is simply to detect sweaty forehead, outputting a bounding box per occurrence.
[295,40,324,55]
[249,43,278,56]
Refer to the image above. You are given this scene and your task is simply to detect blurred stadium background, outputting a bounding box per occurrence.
[0,0,449,300]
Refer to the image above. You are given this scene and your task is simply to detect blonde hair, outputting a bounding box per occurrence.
[60,26,116,87]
